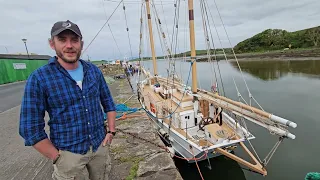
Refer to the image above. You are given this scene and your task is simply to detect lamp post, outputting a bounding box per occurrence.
[22,38,30,59]
[0,45,9,53]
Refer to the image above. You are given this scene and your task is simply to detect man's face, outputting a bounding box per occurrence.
[49,30,83,64]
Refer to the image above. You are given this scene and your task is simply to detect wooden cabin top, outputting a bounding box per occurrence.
[172,91,193,102]
[163,99,193,113]
[143,85,163,103]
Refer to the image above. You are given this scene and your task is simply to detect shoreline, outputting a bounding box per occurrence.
[133,48,320,62]
[225,56,320,62]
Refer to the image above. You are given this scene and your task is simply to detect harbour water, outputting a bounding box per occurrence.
[139,59,320,180]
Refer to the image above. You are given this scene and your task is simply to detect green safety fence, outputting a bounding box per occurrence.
[0,59,48,85]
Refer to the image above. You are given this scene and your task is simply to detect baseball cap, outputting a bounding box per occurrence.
[51,20,82,38]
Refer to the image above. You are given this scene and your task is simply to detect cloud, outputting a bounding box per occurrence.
[0,0,319,60]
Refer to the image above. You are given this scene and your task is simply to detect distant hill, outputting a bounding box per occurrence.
[234,26,320,53]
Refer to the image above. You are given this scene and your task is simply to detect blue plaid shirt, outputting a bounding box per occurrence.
[19,57,116,154]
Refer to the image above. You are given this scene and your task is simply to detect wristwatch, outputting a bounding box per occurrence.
[107,131,116,136]
[53,154,60,164]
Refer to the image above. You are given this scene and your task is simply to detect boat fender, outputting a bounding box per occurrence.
[159,128,168,137]
[167,147,175,158]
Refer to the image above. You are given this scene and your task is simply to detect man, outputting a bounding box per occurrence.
[19,20,116,180]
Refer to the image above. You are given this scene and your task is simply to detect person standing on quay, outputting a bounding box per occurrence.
[19,20,117,180]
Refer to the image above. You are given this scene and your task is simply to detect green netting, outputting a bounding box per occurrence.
[305,172,320,180]
[0,59,48,84]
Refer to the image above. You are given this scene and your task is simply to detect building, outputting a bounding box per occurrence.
[0,54,51,85]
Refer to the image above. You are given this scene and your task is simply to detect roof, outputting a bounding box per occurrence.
[0,54,51,60]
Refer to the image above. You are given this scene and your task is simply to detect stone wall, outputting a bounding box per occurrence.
[107,78,183,180]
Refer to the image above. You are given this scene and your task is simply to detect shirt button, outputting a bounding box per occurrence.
[83,96,86,98]
[88,122,90,125]
[85,109,88,112]
[89,135,91,138]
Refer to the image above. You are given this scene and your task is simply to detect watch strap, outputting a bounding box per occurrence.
[53,154,60,164]
[107,131,116,136]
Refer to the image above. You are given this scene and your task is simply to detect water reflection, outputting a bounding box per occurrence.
[230,60,320,80]
[174,155,247,180]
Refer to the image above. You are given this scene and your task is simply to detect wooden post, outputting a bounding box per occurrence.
[216,141,267,176]
[145,0,158,76]
[188,0,197,93]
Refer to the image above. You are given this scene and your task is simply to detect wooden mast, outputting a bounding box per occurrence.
[188,0,197,93]
[145,0,158,76]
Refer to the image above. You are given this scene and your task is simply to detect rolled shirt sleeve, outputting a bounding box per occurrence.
[19,73,48,146]
[98,69,116,113]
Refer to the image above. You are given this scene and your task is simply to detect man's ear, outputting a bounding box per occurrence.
[81,40,84,49]
[49,37,55,50]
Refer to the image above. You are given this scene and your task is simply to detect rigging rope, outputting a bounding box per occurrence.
[138,1,145,84]
[170,0,180,55]
[200,0,274,164]
[159,0,171,49]
[201,0,225,96]
[172,0,181,55]
[108,24,123,58]
[152,9,168,60]
[151,0,172,57]
[263,136,284,166]
[105,0,174,5]
[82,0,123,55]
[202,0,242,102]
[102,0,108,19]
[122,1,134,59]
[203,0,259,117]
[199,0,217,93]
[150,1,170,61]
[180,0,188,81]
[138,2,144,61]
[170,0,181,100]
[212,0,264,111]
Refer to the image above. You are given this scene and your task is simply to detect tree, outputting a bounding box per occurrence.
[307,27,320,47]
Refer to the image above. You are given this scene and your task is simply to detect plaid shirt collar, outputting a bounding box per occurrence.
[48,56,89,79]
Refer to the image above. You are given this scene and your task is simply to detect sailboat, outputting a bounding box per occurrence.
[136,0,297,176]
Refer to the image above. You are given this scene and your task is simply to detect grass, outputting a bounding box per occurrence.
[110,145,125,154]
[118,119,136,126]
[124,101,137,107]
[117,135,129,139]
[115,97,126,104]
[124,157,144,180]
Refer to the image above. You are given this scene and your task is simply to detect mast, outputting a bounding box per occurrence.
[188,0,197,93]
[145,0,158,76]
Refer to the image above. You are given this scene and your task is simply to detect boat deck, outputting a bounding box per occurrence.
[142,85,193,112]
[142,83,238,147]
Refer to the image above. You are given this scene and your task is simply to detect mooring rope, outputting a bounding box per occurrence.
[191,146,205,180]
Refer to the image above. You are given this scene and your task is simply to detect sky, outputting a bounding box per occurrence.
[0,0,319,60]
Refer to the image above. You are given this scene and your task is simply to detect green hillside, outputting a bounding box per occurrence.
[234,26,320,53]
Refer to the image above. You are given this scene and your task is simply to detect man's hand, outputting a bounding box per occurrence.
[103,111,116,146]
[33,139,59,160]
[102,133,114,146]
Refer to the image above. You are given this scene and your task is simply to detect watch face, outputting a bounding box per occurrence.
[108,131,116,136]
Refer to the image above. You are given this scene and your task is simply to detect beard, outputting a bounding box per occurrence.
[56,48,81,64]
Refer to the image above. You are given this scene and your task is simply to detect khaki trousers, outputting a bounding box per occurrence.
[52,144,111,180]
